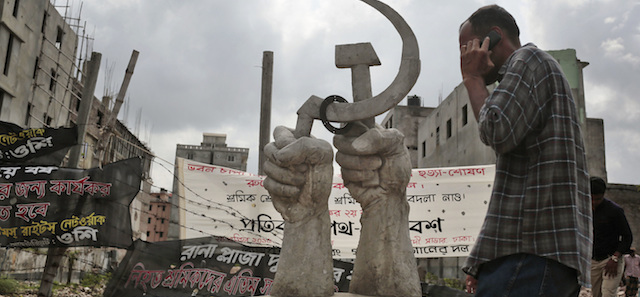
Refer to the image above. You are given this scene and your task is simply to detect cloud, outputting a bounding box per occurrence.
[76,0,640,187]
[601,38,640,66]
[601,38,626,54]
[584,83,615,116]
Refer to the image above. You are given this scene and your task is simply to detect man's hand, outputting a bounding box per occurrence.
[263,126,334,223]
[460,36,494,82]
[459,36,493,121]
[604,258,619,277]
[465,275,478,294]
[333,124,411,209]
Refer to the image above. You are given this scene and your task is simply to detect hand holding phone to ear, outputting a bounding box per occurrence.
[460,30,499,81]
[460,30,501,120]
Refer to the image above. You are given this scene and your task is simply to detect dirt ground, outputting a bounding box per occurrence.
[0,281,105,297]
[580,286,629,297]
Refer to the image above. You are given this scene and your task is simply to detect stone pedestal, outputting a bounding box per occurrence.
[265,293,370,297]
[264,284,473,297]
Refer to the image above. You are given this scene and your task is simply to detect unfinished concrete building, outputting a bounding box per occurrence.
[2,0,156,243]
[1,0,79,127]
[175,133,249,172]
[168,133,249,240]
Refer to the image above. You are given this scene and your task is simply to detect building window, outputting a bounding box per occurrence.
[41,12,48,33]
[3,34,15,76]
[25,103,32,126]
[147,218,151,224]
[462,105,468,126]
[146,231,150,237]
[0,89,5,113]
[45,115,52,126]
[33,57,39,79]
[12,0,20,17]
[436,127,440,146]
[162,205,166,211]
[227,155,235,162]
[97,111,104,126]
[55,27,64,49]
[149,205,153,211]
[386,116,393,129]
[187,152,194,159]
[49,69,57,93]
[421,141,426,158]
[159,232,164,238]
[161,218,165,224]
[446,119,452,139]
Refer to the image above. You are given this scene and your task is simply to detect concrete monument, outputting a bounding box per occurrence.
[263,0,421,296]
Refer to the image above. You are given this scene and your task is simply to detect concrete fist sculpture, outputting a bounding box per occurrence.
[263,0,421,295]
[263,126,335,297]
[334,124,420,297]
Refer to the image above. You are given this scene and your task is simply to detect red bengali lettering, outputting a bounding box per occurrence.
[332,183,347,190]
[246,179,264,188]
[418,169,443,179]
[424,237,447,244]
[14,203,49,223]
[260,278,274,295]
[125,263,146,290]
[175,262,194,288]
[0,206,10,221]
[447,169,462,176]
[84,181,111,197]
[14,181,47,199]
[452,235,473,242]
[14,205,30,222]
[220,168,244,175]
[0,184,12,200]
[344,210,359,218]
[48,180,70,195]
[69,177,90,195]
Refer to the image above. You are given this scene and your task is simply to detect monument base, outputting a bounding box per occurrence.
[264,292,370,297]
[264,285,471,297]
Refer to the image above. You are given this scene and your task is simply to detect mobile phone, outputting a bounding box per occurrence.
[483,30,501,50]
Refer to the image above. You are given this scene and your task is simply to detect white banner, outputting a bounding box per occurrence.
[175,157,493,258]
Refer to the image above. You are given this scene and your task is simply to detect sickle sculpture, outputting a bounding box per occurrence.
[293,0,420,138]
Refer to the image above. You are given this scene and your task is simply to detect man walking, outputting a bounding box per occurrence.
[459,5,592,296]
[591,176,633,297]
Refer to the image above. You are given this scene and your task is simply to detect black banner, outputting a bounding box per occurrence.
[0,122,78,165]
[105,236,354,297]
[0,157,142,248]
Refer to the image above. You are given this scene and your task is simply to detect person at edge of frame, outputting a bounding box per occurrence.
[590,176,633,297]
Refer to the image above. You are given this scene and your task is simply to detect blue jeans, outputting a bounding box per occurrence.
[476,253,580,297]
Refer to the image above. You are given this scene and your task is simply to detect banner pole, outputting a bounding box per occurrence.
[38,52,101,297]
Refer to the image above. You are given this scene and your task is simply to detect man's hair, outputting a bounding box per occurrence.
[590,176,607,195]
[465,5,520,46]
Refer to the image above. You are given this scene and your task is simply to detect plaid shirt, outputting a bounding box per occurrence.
[462,44,592,287]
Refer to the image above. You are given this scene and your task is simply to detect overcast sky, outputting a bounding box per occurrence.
[61,0,639,191]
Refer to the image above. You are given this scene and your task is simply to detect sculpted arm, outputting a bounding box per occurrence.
[334,124,421,297]
[263,126,335,297]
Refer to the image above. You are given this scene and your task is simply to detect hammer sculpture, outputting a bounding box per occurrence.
[293,0,420,139]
